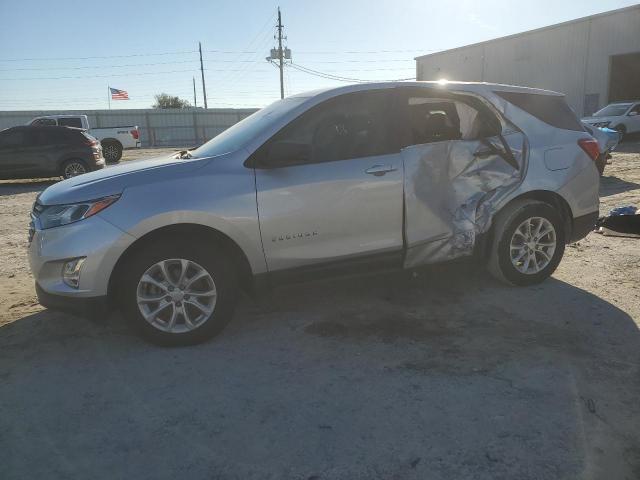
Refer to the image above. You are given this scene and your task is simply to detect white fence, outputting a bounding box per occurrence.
[0,108,259,147]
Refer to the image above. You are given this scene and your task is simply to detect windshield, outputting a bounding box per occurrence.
[592,103,631,117]
[191,96,309,158]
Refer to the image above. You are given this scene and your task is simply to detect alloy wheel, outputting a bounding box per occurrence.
[103,145,119,162]
[64,162,87,178]
[136,258,217,333]
[509,217,557,274]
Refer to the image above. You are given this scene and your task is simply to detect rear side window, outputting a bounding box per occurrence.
[58,117,83,128]
[36,128,72,145]
[495,91,583,131]
[62,129,88,144]
[398,88,502,148]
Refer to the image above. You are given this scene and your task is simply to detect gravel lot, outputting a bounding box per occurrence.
[1,145,639,479]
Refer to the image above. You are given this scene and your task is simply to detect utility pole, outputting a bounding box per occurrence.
[199,42,208,109]
[192,76,197,108]
[276,7,284,99]
[266,8,291,99]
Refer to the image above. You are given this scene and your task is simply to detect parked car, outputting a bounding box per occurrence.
[28,114,140,163]
[582,121,621,175]
[0,125,105,180]
[581,101,640,139]
[29,82,600,345]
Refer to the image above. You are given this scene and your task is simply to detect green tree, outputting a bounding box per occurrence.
[152,93,191,109]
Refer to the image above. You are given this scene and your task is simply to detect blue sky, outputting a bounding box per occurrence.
[0,0,637,110]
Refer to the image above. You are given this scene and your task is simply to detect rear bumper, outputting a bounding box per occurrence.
[570,211,599,242]
[36,282,109,319]
[92,158,106,171]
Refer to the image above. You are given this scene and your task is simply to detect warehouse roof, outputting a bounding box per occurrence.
[415,4,640,61]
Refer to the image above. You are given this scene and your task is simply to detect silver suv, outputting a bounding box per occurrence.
[29,82,600,345]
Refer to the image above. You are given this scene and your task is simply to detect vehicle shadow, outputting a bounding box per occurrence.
[0,179,57,196]
[599,175,640,197]
[1,264,639,479]
[617,138,640,149]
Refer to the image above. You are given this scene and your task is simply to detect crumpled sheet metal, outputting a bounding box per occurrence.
[403,133,525,267]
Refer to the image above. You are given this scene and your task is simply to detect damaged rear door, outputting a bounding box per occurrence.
[396,87,527,267]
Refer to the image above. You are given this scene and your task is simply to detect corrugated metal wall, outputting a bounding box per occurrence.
[0,108,259,147]
[415,5,640,116]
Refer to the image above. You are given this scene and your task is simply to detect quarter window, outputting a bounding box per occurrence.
[495,91,584,131]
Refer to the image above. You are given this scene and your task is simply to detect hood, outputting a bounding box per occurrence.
[38,154,210,205]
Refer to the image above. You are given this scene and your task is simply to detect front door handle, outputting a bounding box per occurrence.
[365,164,397,176]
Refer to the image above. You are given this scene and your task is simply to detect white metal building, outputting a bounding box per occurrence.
[415,5,640,116]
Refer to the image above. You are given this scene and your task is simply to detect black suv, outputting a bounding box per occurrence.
[0,126,105,180]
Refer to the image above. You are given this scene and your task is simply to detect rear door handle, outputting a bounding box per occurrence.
[365,164,397,176]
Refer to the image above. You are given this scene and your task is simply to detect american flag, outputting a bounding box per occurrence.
[110,87,129,100]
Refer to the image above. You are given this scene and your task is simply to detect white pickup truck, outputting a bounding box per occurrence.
[28,114,140,163]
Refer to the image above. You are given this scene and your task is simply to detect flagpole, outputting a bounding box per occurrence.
[108,85,111,110]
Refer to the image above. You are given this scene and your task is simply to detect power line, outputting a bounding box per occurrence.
[0,50,198,62]
[0,67,277,81]
[0,47,437,62]
[296,48,437,54]
[215,10,278,89]
[288,63,415,83]
[10,60,199,71]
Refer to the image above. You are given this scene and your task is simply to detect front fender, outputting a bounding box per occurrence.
[97,160,267,275]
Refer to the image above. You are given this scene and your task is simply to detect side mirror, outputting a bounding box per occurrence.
[628,111,639,117]
[260,141,311,168]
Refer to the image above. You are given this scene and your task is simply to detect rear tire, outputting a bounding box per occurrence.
[120,238,239,346]
[102,141,123,163]
[61,159,88,179]
[487,200,565,286]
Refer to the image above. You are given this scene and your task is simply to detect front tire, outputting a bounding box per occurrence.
[120,239,238,346]
[487,200,565,286]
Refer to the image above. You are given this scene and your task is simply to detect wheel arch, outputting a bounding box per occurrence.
[100,137,123,148]
[108,223,255,304]
[477,190,574,260]
[58,157,89,174]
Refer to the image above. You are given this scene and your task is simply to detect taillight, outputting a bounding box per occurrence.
[578,138,600,162]
[84,139,98,146]
[131,129,139,140]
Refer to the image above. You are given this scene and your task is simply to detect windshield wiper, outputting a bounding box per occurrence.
[177,150,193,159]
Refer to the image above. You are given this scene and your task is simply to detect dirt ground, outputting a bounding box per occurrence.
[0,145,639,479]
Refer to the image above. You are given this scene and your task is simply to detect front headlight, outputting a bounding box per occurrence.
[38,195,120,229]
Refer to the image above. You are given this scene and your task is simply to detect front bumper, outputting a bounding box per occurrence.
[35,283,109,318]
[29,213,134,304]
